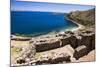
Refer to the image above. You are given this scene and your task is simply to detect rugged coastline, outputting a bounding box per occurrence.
[11,8,95,66]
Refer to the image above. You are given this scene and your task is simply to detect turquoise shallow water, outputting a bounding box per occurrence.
[11,11,78,36]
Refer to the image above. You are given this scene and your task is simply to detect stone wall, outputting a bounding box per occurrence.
[35,32,95,53]
[36,41,61,52]
[15,31,95,65]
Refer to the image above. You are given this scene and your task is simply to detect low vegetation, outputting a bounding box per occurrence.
[66,8,95,28]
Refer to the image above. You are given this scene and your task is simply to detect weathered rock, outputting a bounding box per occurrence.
[35,56,70,65]
[16,43,36,64]
[36,40,61,52]
[91,34,95,50]
[68,36,78,49]
[61,35,80,49]
[73,45,90,60]
[17,58,26,64]
[80,34,95,51]
[77,50,95,62]
[34,32,95,52]
[61,38,70,46]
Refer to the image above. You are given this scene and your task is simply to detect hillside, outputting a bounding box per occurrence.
[66,8,95,28]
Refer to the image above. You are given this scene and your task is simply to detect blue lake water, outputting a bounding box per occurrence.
[11,11,78,36]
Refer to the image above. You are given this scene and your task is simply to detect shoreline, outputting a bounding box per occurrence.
[66,18,85,32]
[11,18,84,39]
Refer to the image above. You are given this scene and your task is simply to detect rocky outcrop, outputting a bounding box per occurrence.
[81,34,95,51]
[30,31,95,53]
[73,33,95,60]
[11,30,95,66]
[11,24,95,66]
[16,43,36,64]
[14,44,72,65]
[13,55,70,66]
[15,31,93,64]
[35,56,70,65]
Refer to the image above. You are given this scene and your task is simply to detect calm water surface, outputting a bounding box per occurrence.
[11,11,77,36]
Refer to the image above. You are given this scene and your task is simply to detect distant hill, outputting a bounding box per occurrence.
[66,8,95,28]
